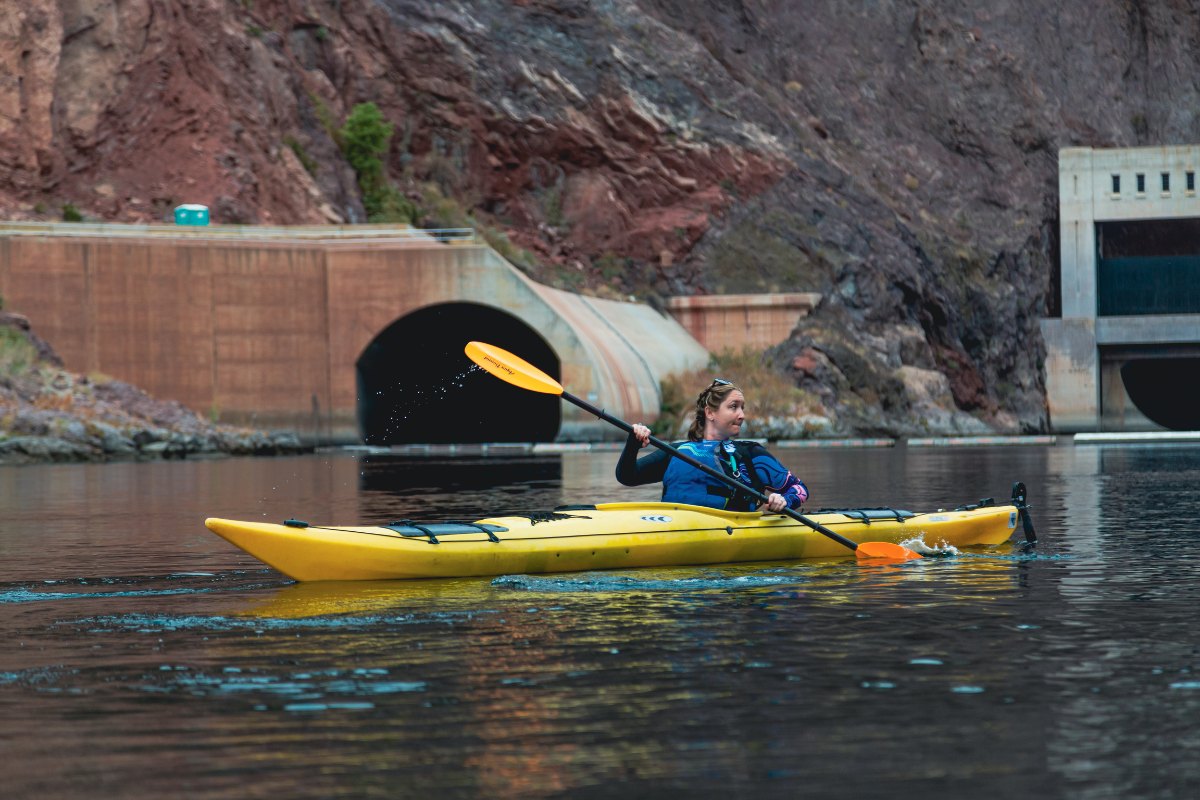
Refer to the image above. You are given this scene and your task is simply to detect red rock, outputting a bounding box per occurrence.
[936,346,997,412]
[0,0,790,281]
[792,350,819,374]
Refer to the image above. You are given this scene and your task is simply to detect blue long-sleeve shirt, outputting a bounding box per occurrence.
[615,435,808,510]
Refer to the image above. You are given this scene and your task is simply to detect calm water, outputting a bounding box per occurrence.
[1,446,1198,798]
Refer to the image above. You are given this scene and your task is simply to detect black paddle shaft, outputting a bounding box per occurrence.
[560,391,861,552]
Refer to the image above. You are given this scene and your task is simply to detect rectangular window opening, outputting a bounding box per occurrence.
[1112,174,1121,195]
[1137,173,1146,193]
[1162,172,1171,192]
[1189,171,1196,192]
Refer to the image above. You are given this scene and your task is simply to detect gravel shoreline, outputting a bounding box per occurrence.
[0,312,308,464]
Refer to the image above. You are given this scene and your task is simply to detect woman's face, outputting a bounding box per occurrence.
[706,390,746,439]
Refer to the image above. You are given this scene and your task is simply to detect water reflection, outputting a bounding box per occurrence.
[359,455,564,495]
[357,454,566,523]
[4,447,1200,796]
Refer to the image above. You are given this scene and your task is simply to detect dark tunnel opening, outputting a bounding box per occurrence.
[1122,358,1200,431]
[357,303,561,444]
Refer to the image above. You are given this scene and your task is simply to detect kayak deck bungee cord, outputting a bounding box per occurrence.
[204,499,1022,582]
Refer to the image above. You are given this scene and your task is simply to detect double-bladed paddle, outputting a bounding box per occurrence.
[465,341,921,560]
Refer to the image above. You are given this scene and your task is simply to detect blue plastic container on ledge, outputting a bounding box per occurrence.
[174,204,210,226]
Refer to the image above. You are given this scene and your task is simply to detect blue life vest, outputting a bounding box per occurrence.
[662,440,764,511]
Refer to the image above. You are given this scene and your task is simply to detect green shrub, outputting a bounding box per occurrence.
[340,103,401,220]
[340,103,391,187]
[61,204,81,222]
[367,184,418,224]
[283,135,318,176]
[32,202,45,215]
[315,26,328,41]
[481,226,536,269]
[246,24,263,38]
[0,327,36,377]
[539,186,563,227]
[309,93,342,148]
[417,183,470,229]
[427,152,461,196]
[596,252,628,280]
[417,184,535,266]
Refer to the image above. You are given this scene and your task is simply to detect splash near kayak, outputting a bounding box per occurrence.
[205,501,1017,582]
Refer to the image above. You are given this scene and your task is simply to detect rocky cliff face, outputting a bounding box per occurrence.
[2,0,1195,433]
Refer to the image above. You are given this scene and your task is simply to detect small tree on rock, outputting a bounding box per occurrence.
[339,103,416,223]
[341,103,391,190]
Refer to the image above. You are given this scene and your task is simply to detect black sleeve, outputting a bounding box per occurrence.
[745,442,771,459]
[615,432,672,486]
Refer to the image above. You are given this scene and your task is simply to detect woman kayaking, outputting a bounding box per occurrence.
[616,379,808,512]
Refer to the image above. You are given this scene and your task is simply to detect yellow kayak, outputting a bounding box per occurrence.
[205,502,1019,582]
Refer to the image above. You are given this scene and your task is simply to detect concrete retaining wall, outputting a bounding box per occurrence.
[665,292,820,352]
[0,223,708,442]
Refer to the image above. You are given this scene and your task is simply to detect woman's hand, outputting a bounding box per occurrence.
[764,493,787,513]
[631,423,651,448]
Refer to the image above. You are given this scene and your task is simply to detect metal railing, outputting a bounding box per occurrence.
[0,221,478,246]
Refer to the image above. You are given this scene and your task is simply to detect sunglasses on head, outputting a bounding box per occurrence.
[700,378,732,399]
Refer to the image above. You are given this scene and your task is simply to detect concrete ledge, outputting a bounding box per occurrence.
[907,435,1057,447]
[339,440,906,455]
[342,437,1069,454]
[1075,431,1200,444]
[353,443,537,455]
[1096,314,1200,345]
[0,220,467,243]
[340,442,636,456]
[665,293,822,309]
[774,439,895,448]
[535,443,623,453]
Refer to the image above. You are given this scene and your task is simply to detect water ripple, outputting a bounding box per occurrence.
[491,571,807,593]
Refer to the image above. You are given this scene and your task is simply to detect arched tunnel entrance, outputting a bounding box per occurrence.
[356,303,562,444]
[1121,358,1200,431]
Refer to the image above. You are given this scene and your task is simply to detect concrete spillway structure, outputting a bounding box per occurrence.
[666,292,822,353]
[0,223,708,443]
[1045,146,1200,432]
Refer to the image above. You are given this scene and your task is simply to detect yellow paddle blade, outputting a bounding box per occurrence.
[855,541,922,560]
[465,341,564,395]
